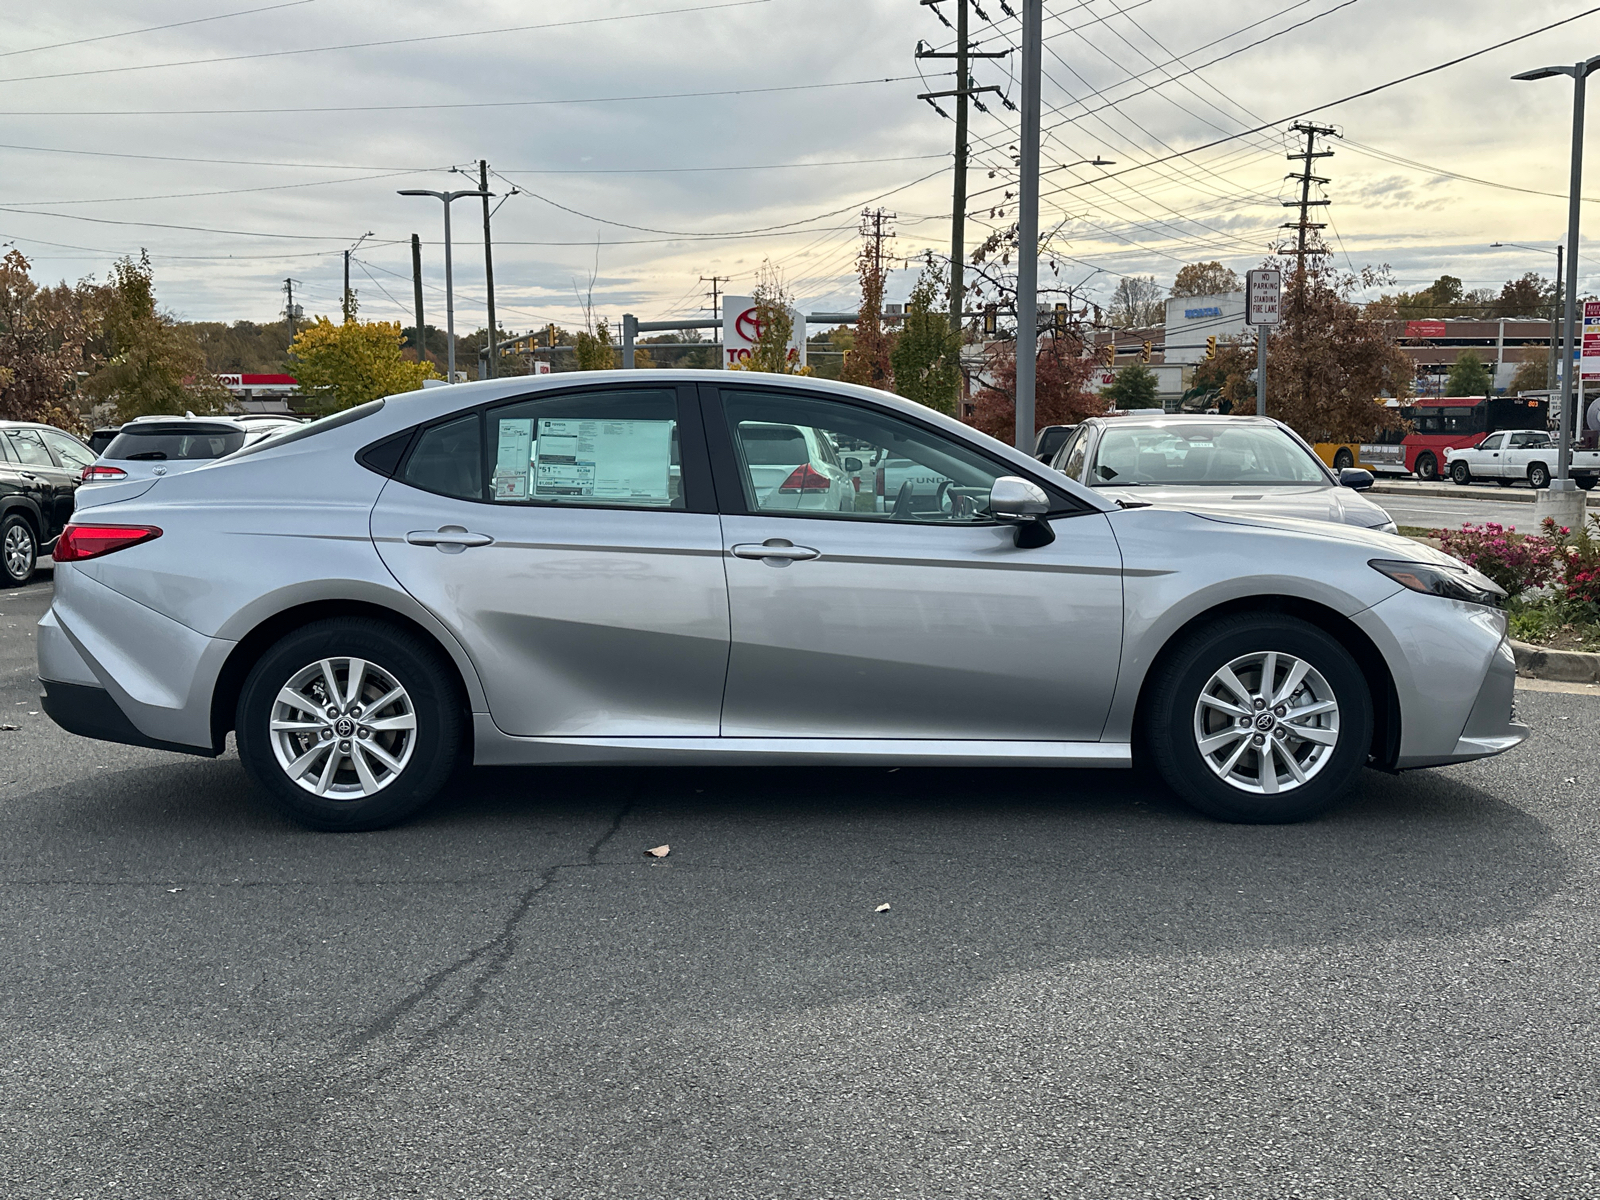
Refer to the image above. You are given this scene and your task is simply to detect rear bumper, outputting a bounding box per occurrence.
[39,678,216,757]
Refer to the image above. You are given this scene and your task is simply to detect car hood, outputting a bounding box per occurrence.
[1098,482,1392,527]
[1189,508,1460,562]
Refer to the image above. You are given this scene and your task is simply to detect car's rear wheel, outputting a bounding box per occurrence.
[1,514,36,586]
[1528,462,1551,490]
[1450,461,1471,485]
[1332,447,1354,471]
[236,618,463,831]
[1144,614,1372,823]
[1414,453,1439,482]
[1579,476,1598,491]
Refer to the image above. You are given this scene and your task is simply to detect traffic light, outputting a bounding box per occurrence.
[1141,340,1153,364]
[547,323,558,348]
[983,305,997,335]
[1053,302,1067,334]
[1205,335,1217,360]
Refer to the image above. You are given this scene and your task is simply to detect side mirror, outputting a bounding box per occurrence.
[989,476,1050,518]
[843,456,863,472]
[1338,467,1374,491]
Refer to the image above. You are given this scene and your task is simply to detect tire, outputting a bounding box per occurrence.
[1450,461,1471,486]
[1,513,36,586]
[1528,462,1551,490]
[1333,447,1354,471]
[1414,453,1439,482]
[235,617,464,831]
[1496,478,1515,488]
[1579,476,1597,492]
[1143,614,1373,824]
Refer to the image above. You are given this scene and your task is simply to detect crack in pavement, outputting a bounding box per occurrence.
[341,795,637,1080]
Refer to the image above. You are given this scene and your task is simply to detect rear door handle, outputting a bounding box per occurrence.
[731,540,820,562]
[406,526,494,551]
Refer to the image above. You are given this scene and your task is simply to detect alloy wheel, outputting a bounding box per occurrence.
[269,657,417,798]
[1191,650,1340,795]
[4,522,34,582]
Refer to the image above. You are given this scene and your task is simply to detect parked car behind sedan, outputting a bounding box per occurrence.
[1444,429,1600,489]
[0,421,95,585]
[1050,414,1398,533]
[39,372,1522,834]
[81,415,305,487]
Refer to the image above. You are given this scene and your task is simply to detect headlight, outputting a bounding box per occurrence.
[1369,558,1506,607]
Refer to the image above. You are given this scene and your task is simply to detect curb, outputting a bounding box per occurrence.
[1367,482,1600,507]
[1511,638,1600,684]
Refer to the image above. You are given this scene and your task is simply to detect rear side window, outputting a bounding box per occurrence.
[41,430,95,470]
[104,426,245,461]
[6,429,56,466]
[402,413,482,500]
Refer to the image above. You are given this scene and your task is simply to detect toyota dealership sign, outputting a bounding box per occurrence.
[722,296,806,368]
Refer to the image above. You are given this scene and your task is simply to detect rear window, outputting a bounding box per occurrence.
[103,426,245,461]
[741,425,809,465]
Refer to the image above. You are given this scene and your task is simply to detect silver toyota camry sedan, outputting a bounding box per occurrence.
[37,371,1525,831]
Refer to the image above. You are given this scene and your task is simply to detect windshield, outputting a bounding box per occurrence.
[103,426,246,461]
[1089,423,1328,487]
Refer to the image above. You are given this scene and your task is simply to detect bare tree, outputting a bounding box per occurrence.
[1107,275,1165,328]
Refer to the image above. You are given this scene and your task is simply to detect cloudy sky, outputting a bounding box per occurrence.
[1,0,1596,335]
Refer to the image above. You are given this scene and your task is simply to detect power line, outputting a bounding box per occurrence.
[0,74,940,118]
[0,0,773,85]
[0,0,315,59]
[1032,7,1600,204]
[5,168,442,207]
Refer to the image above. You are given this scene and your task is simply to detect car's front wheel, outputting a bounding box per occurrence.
[1,513,36,586]
[236,618,463,830]
[1450,461,1471,485]
[1528,462,1551,490]
[1144,614,1373,823]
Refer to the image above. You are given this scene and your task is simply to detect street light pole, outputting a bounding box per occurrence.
[1513,55,1600,495]
[1013,0,1042,451]
[398,187,491,383]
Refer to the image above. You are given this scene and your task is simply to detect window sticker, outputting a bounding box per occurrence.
[534,418,673,501]
[493,418,533,499]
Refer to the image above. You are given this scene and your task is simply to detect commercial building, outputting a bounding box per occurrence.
[219,373,301,414]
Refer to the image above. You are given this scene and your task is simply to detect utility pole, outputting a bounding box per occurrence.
[479,160,498,379]
[1281,122,1338,279]
[342,231,371,324]
[860,207,898,279]
[1013,0,1042,451]
[282,278,301,337]
[411,234,426,367]
[700,274,730,319]
[916,2,1010,335]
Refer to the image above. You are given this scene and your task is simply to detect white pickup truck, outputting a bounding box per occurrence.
[1444,430,1600,489]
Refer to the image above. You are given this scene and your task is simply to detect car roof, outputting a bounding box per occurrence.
[1083,413,1283,428]
[117,416,251,431]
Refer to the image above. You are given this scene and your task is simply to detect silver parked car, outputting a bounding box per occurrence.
[81,414,305,486]
[38,372,1523,831]
[1049,414,1399,533]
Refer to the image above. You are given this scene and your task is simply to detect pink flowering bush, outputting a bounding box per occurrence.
[1432,521,1559,599]
[1540,515,1600,609]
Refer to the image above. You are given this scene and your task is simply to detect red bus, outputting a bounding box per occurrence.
[1314,395,1549,481]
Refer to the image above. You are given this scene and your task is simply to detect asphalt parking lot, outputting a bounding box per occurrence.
[4,577,1599,1198]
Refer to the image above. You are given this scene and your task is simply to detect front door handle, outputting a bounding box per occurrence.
[731,539,820,562]
[406,525,494,552]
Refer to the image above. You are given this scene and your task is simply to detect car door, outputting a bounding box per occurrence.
[38,429,93,523]
[369,383,731,738]
[1475,431,1505,477]
[3,428,72,537]
[703,383,1125,742]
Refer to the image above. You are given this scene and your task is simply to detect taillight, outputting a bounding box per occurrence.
[875,466,885,496]
[80,464,127,482]
[52,524,162,563]
[778,464,831,493]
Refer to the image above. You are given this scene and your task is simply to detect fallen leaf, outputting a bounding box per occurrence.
[0,724,16,731]
[644,844,670,858]
[167,887,185,894]
[1565,777,1577,784]
[874,903,891,913]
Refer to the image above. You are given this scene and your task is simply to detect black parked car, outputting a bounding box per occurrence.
[0,422,96,585]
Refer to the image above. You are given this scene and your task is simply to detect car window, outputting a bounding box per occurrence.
[720,389,1005,523]
[40,430,95,470]
[401,413,483,500]
[1089,423,1327,486]
[1058,429,1089,480]
[487,388,682,509]
[1479,433,1505,451]
[5,429,56,467]
[103,426,247,461]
